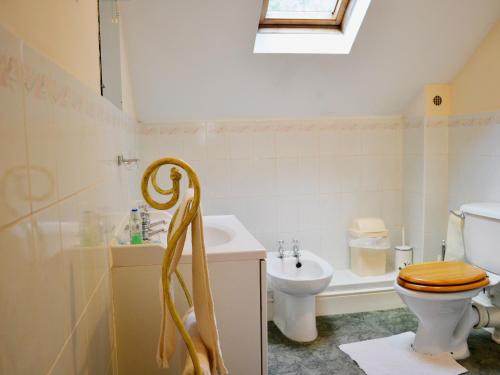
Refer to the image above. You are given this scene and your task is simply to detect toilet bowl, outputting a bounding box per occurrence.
[394,203,500,359]
[395,261,491,359]
[267,250,333,342]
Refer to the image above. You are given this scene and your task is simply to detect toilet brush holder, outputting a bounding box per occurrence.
[395,245,413,271]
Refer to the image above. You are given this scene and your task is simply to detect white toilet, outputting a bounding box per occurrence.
[267,250,333,342]
[395,202,500,359]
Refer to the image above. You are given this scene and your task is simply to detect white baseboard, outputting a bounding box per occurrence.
[267,288,404,321]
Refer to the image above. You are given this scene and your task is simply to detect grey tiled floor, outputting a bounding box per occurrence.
[268,308,500,375]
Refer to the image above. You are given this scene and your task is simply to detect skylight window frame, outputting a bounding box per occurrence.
[259,0,351,29]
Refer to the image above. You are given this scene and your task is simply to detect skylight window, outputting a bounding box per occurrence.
[254,0,371,54]
[260,0,351,28]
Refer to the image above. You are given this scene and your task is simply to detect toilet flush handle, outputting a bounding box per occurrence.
[441,240,446,261]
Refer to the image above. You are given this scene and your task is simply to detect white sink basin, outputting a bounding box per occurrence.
[110,213,265,266]
[185,224,235,248]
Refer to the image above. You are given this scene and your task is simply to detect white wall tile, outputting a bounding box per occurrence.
[319,193,343,230]
[253,131,275,158]
[251,196,278,234]
[340,156,361,192]
[0,27,30,227]
[360,155,384,191]
[448,116,500,206]
[205,130,228,159]
[339,128,361,155]
[425,126,448,156]
[0,26,136,375]
[318,130,341,156]
[297,130,319,158]
[276,157,299,196]
[0,218,39,374]
[319,156,341,194]
[298,195,320,232]
[277,196,299,233]
[139,118,404,272]
[204,159,230,198]
[50,313,88,375]
[180,131,206,161]
[382,190,402,227]
[228,132,253,159]
[276,131,299,157]
[23,44,59,211]
[253,158,276,197]
[228,158,255,197]
[361,129,385,155]
[297,157,319,195]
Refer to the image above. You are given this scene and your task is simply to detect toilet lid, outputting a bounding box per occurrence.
[398,261,490,292]
[397,276,489,293]
[399,261,487,286]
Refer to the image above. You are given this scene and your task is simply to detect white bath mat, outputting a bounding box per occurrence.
[339,332,467,375]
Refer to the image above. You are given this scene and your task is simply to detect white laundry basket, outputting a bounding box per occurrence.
[349,218,391,276]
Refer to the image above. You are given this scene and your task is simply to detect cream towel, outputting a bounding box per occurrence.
[191,208,227,375]
[444,211,465,261]
[157,189,227,375]
[181,308,211,375]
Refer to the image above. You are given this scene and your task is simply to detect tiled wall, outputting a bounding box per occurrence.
[404,109,500,264]
[402,115,425,262]
[422,117,449,262]
[139,117,403,269]
[402,116,449,263]
[448,111,500,208]
[0,26,138,374]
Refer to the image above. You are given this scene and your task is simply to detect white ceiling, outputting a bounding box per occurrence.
[120,0,500,123]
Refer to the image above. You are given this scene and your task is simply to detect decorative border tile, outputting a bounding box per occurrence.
[403,110,500,130]
[139,116,403,136]
[0,51,136,129]
[426,116,448,128]
[449,110,500,128]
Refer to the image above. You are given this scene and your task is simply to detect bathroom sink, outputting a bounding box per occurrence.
[113,210,234,247]
[110,214,265,266]
[185,224,234,248]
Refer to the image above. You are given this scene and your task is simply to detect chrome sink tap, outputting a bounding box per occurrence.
[277,240,286,259]
[292,239,302,268]
[149,219,168,229]
[149,227,167,237]
[139,204,150,241]
[139,204,168,241]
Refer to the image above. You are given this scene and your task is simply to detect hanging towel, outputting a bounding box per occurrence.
[181,308,211,375]
[191,208,227,375]
[157,188,227,374]
[444,211,465,261]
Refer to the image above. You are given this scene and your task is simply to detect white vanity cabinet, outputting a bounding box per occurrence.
[111,215,267,375]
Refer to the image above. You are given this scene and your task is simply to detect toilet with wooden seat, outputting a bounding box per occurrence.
[394,202,500,360]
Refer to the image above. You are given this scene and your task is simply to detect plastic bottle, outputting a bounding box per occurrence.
[129,208,143,244]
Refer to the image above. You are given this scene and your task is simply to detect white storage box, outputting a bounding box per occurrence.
[349,218,391,276]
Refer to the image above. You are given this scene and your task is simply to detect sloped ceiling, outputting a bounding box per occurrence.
[120,0,500,123]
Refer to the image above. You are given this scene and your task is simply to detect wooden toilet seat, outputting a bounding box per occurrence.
[397,261,490,293]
